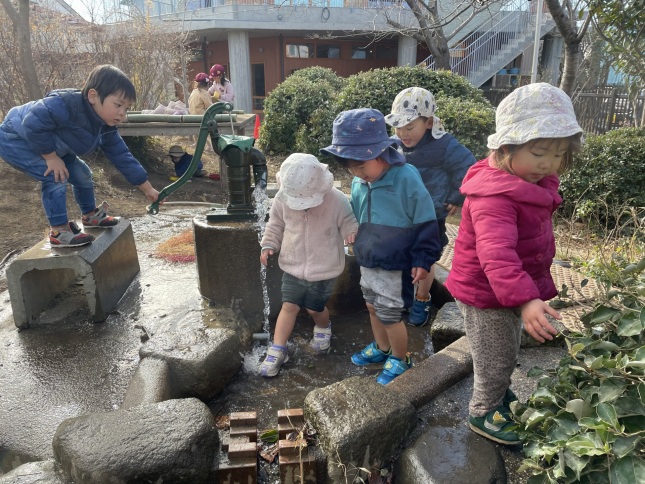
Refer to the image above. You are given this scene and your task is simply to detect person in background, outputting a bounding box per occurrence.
[168,145,206,179]
[208,64,235,104]
[187,72,212,147]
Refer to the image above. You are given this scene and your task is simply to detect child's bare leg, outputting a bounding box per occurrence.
[273,302,300,346]
[383,321,407,359]
[306,306,329,327]
[367,302,390,351]
[416,264,436,299]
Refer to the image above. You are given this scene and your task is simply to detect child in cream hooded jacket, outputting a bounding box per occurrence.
[259,153,358,377]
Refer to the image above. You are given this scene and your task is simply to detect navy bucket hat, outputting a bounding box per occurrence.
[320,108,405,165]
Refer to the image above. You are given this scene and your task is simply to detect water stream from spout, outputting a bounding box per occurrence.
[253,187,272,336]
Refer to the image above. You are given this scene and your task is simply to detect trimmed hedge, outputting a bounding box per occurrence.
[289,66,345,90]
[560,128,645,222]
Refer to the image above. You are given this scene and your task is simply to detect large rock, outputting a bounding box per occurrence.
[429,265,454,309]
[0,461,70,484]
[139,325,242,402]
[52,398,217,484]
[430,302,465,352]
[304,377,415,483]
[395,422,506,484]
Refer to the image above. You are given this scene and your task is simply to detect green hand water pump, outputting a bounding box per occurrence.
[147,102,267,222]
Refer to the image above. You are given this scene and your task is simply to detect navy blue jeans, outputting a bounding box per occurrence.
[0,128,95,226]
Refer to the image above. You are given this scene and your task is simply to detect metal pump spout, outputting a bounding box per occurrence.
[146,102,268,222]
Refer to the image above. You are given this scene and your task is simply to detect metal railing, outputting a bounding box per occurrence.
[419,0,547,81]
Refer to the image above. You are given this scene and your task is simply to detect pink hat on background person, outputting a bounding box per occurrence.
[210,64,225,77]
[195,72,209,82]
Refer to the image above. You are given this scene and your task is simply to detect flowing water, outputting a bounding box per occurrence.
[253,187,272,335]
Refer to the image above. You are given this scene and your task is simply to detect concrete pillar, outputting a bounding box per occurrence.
[397,34,417,67]
[542,36,564,86]
[227,30,253,114]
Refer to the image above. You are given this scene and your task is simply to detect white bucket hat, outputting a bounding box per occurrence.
[384,87,447,139]
[275,153,334,210]
[488,83,582,149]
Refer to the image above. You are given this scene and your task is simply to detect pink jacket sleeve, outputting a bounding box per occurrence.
[336,193,358,240]
[221,83,235,103]
[470,196,541,308]
[260,199,285,252]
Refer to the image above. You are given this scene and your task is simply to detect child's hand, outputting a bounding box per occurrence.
[411,267,428,284]
[260,248,273,266]
[521,299,561,343]
[43,154,69,183]
[345,232,356,244]
[444,203,459,217]
[138,181,160,203]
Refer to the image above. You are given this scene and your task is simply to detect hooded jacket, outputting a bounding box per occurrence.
[0,89,147,186]
[393,131,476,219]
[445,158,561,309]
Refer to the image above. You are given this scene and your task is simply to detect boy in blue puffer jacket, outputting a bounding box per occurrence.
[320,108,442,385]
[385,87,476,326]
[0,65,160,247]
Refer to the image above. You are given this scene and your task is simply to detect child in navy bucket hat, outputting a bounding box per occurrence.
[320,108,442,384]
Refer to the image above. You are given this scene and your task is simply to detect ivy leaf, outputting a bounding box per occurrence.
[617,314,642,337]
[609,456,645,484]
[597,402,619,428]
[590,306,622,324]
[639,383,645,403]
[595,341,620,351]
[563,448,589,481]
[525,408,555,428]
[527,367,549,378]
[613,435,641,459]
[260,429,279,443]
[613,397,645,418]
[635,347,645,362]
[553,416,581,435]
[527,474,549,484]
[579,417,608,430]
[598,379,627,403]
[566,399,594,420]
[567,433,606,456]
[531,388,558,405]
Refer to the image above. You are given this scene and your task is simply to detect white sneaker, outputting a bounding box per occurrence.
[259,346,289,377]
[312,323,332,353]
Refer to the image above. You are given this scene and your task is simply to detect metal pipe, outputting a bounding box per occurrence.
[252,333,270,341]
[531,0,544,83]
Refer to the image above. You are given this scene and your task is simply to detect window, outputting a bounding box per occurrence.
[351,45,374,59]
[317,44,341,59]
[286,43,314,58]
[251,63,265,112]
[375,44,397,60]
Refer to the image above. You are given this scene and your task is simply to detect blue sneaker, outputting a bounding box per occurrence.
[351,341,390,366]
[377,354,412,385]
[408,298,432,327]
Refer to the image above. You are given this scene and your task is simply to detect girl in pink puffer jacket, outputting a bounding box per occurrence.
[445,83,583,445]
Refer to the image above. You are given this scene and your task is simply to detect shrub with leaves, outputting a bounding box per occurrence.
[513,256,645,483]
[435,96,495,161]
[289,66,346,91]
[560,128,645,225]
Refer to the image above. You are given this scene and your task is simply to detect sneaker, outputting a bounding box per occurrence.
[503,387,518,407]
[312,322,332,353]
[82,201,118,228]
[377,354,412,385]
[408,297,432,327]
[351,341,391,366]
[50,221,95,248]
[469,406,520,445]
[259,346,289,377]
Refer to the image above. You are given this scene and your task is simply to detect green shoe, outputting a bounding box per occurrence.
[469,406,520,445]
[502,387,518,407]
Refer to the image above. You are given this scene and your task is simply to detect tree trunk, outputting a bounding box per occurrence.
[560,41,580,96]
[16,0,41,100]
[405,0,451,70]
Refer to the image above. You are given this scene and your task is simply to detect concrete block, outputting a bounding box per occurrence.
[388,337,473,409]
[304,377,415,483]
[120,357,174,409]
[52,398,217,484]
[430,302,465,352]
[429,265,454,309]
[6,220,139,329]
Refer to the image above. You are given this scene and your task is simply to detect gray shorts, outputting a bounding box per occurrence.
[360,266,414,325]
[281,272,337,312]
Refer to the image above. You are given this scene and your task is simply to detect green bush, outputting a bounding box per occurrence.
[294,105,336,159]
[289,66,345,91]
[560,128,645,223]
[257,71,338,155]
[335,66,489,115]
[435,96,495,160]
[513,256,645,483]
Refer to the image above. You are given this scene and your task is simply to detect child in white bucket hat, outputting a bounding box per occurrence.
[385,87,476,326]
[445,83,583,445]
[259,153,358,377]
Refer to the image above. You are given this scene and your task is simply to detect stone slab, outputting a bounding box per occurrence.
[52,398,217,484]
[120,357,174,409]
[394,422,506,484]
[0,461,70,484]
[6,219,139,329]
[304,376,415,483]
[139,324,242,401]
[430,302,465,352]
[388,337,473,409]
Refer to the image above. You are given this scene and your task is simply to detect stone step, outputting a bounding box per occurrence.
[230,425,258,442]
[278,438,308,457]
[228,442,258,459]
[230,411,257,428]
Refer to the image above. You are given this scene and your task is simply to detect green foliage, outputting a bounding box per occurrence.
[261,66,493,161]
[515,255,645,483]
[560,128,645,224]
[435,96,495,160]
[257,70,338,155]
